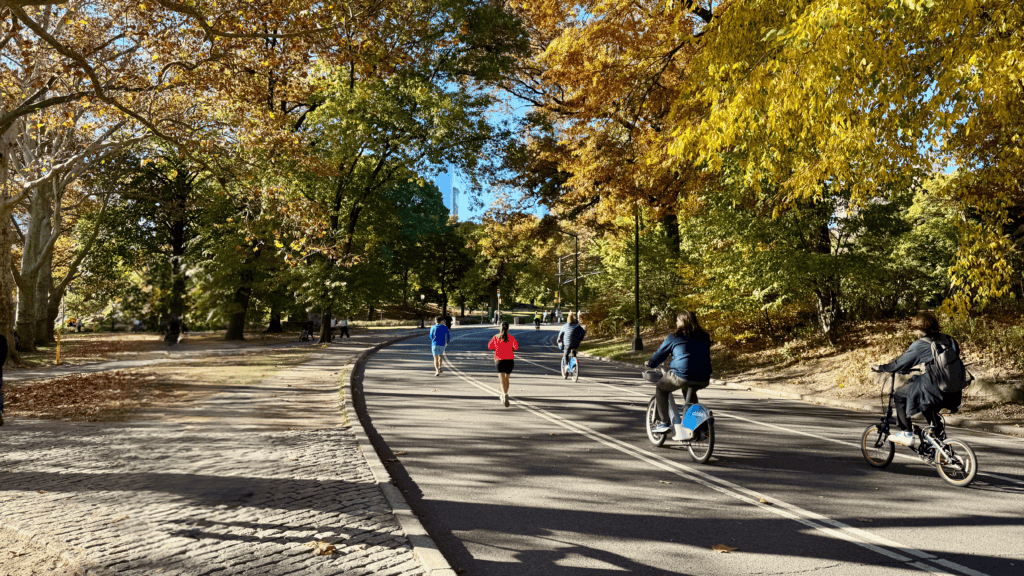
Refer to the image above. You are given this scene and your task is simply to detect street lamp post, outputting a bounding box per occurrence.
[556,230,579,313]
[420,293,426,329]
[632,208,643,351]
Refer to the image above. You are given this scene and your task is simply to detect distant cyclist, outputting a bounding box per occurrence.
[557,312,586,374]
[872,311,965,446]
[645,311,712,434]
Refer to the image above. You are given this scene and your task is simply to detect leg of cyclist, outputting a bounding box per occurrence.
[893,389,914,431]
[655,372,685,422]
[682,385,698,407]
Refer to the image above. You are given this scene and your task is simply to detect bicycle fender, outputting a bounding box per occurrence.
[682,404,710,431]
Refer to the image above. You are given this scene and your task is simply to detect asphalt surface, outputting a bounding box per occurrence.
[361,326,1024,576]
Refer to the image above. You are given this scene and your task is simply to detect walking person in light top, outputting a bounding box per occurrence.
[488,322,519,407]
[429,316,451,376]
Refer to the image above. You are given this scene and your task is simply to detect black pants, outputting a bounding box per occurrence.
[562,347,576,367]
[656,371,706,423]
[338,326,350,338]
[894,392,943,436]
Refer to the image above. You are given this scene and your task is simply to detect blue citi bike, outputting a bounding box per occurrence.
[561,351,579,382]
[861,368,978,487]
[643,369,715,463]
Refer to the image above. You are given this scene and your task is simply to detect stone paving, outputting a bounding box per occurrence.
[1,330,427,576]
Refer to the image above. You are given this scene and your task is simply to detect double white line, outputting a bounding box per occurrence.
[442,351,991,576]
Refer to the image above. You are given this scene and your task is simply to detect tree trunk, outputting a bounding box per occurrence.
[811,223,841,341]
[16,185,53,350]
[317,309,333,343]
[0,218,21,364]
[366,304,375,322]
[661,213,680,256]
[169,216,187,319]
[224,285,252,340]
[267,308,283,332]
[36,248,54,344]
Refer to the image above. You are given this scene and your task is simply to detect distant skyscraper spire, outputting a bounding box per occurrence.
[451,185,459,221]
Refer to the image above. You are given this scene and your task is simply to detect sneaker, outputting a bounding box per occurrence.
[889,430,915,446]
[650,421,670,434]
[499,393,505,405]
[503,394,510,408]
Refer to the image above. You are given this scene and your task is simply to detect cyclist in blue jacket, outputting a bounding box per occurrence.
[429,316,451,376]
[645,311,713,434]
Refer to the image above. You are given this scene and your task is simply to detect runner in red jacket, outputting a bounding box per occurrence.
[488,322,519,408]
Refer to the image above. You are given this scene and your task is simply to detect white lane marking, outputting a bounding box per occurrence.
[508,355,1024,488]
[444,358,987,569]
[439,358,990,576]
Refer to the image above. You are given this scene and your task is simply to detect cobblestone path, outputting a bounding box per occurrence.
[1,333,426,576]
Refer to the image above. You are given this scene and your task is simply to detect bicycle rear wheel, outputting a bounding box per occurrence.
[935,439,978,487]
[645,398,667,447]
[687,420,715,464]
[861,424,895,469]
[571,361,579,382]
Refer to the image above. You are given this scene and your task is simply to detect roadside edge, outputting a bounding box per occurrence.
[343,330,458,576]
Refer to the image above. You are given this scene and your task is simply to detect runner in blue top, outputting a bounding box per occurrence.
[429,316,451,376]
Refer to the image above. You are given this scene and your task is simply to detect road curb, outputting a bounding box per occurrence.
[343,329,458,576]
[578,351,1024,438]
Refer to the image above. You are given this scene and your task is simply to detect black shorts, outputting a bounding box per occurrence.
[495,359,515,374]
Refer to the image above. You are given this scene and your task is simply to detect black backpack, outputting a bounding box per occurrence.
[924,335,967,393]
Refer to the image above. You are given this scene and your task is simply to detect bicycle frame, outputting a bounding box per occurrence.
[874,372,947,460]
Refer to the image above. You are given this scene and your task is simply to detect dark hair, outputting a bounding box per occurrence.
[498,321,510,342]
[435,316,444,323]
[910,311,941,336]
[674,310,710,340]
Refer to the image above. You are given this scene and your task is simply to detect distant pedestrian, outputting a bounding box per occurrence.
[488,321,518,407]
[542,311,549,323]
[429,316,451,376]
[338,317,350,338]
[0,333,7,426]
[492,310,499,325]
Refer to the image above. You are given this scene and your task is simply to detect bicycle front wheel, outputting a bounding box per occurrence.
[936,439,978,487]
[861,424,895,469]
[645,398,667,447]
[687,420,715,464]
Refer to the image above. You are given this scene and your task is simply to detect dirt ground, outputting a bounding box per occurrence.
[0,527,84,576]
[2,348,313,423]
[12,330,308,370]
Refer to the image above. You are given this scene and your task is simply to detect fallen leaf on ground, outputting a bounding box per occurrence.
[712,544,738,553]
[394,451,407,455]
[305,541,336,555]
[549,433,559,436]
[857,518,873,522]
[759,498,772,505]
[7,550,28,558]
[660,481,671,484]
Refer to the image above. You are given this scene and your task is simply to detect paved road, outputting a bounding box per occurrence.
[361,326,1024,576]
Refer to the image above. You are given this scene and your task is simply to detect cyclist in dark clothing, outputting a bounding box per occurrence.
[557,313,586,372]
[645,311,713,435]
[873,311,963,446]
